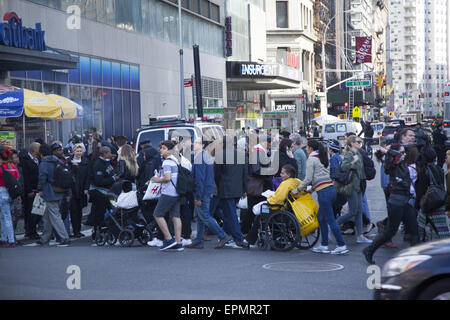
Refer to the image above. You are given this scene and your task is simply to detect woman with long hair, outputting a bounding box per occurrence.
[117,144,139,183]
[335,135,372,244]
[292,140,348,255]
[363,144,419,264]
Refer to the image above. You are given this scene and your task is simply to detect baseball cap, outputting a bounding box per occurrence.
[328,140,341,152]
[51,143,63,151]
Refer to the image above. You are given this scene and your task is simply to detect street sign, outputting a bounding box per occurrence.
[184,78,193,87]
[346,80,371,88]
[352,106,361,118]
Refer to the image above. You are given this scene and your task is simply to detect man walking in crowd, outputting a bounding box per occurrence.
[22,142,41,240]
[35,144,71,247]
[151,140,183,251]
[290,133,307,181]
[115,135,128,161]
[214,136,249,249]
[433,123,447,168]
[188,137,231,249]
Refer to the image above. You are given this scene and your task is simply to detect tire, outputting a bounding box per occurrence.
[118,230,135,247]
[257,226,269,251]
[137,228,152,245]
[106,232,117,246]
[297,227,320,250]
[266,211,300,252]
[418,279,450,300]
[95,232,107,246]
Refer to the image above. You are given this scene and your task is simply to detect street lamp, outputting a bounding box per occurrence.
[321,9,355,114]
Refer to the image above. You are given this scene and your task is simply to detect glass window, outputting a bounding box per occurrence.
[191,0,200,13]
[201,0,209,18]
[141,0,151,35]
[122,90,132,139]
[80,56,91,85]
[210,3,219,22]
[181,0,189,9]
[276,1,288,28]
[26,80,42,92]
[96,0,115,25]
[43,82,56,94]
[113,90,123,135]
[41,71,55,82]
[69,58,80,83]
[115,0,141,32]
[325,124,335,133]
[102,60,112,87]
[130,65,140,90]
[91,58,102,86]
[131,92,141,139]
[155,1,164,39]
[55,70,68,83]
[81,86,93,131]
[336,124,347,132]
[103,89,113,138]
[85,0,97,20]
[10,79,25,89]
[112,62,121,88]
[93,88,104,137]
[121,64,130,89]
[27,71,41,80]
[10,71,26,78]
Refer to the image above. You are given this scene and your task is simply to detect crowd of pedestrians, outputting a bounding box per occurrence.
[0,123,449,265]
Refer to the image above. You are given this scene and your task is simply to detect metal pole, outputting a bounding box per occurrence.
[178,1,185,120]
[22,114,25,148]
[191,75,195,121]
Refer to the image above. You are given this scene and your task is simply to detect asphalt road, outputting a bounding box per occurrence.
[0,160,410,300]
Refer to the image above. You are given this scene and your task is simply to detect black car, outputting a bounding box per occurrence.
[374,238,450,300]
[379,125,399,145]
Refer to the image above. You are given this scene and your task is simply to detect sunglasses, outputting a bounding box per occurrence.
[355,140,363,144]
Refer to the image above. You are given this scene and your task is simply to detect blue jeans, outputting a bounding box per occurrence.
[317,186,345,247]
[362,193,371,220]
[219,198,244,243]
[194,195,226,244]
[0,187,15,243]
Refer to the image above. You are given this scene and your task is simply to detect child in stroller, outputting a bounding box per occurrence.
[95,181,151,247]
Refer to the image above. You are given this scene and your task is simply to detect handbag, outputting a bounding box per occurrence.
[143,181,162,201]
[31,194,45,216]
[333,164,354,185]
[420,167,446,214]
[247,176,264,197]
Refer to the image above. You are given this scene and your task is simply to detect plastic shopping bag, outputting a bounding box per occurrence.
[143,181,162,201]
[237,197,248,209]
[31,194,45,216]
[287,192,319,237]
[116,191,139,209]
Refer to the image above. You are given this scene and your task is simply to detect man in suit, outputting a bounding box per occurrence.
[22,142,41,239]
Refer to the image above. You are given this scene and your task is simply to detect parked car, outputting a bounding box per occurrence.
[321,121,363,146]
[371,122,385,143]
[135,116,225,151]
[374,238,450,300]
[379,125,400,145]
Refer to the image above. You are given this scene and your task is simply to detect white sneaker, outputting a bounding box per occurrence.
[147,238,163,247]
[225,240,236,247]
[181,238,192,246]
[311,245,331,254]
[331,245,349,255]
[356,236,373,244]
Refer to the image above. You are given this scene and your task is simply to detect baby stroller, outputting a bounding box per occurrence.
[95,181,152,247]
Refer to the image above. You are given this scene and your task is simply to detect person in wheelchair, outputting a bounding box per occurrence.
[245,164,300,246]
[291,139,349,255]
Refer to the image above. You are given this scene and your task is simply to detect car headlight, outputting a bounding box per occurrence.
[382,255,431,277]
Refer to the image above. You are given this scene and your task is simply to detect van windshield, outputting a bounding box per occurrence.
[336,124,346,132]
[325,124,335,133]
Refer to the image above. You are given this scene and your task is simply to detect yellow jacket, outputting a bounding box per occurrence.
[268,178,301,206]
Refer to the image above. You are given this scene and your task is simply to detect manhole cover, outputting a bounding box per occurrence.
[262,262,344,273]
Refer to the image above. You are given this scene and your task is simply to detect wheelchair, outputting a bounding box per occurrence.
[256,194,320,252]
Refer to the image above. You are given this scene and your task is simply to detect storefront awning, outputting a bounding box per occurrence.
[227,77,301,90]
[0,45,78,71]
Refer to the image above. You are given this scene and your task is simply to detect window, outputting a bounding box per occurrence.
[201,0,209,18]
[276,1,288,28]
[325,124,335,133]
[336,124,347,132]
[210,3,219,22]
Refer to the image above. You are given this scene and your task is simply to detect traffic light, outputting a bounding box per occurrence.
[376,75,383,87]
[344,102,349,113]
[382,75,386,87]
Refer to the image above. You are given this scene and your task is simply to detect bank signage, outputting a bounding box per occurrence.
[0,12,46,51]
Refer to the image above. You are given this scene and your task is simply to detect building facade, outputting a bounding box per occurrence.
[0,0,226,145]
[389,0,448,118]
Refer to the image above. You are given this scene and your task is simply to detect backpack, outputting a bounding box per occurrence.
[52,161,73,193]
[361,150,376,181]
[1,166,22,199]
[167,158,195,197]
[366,125,374,138]
[420,167,446,214]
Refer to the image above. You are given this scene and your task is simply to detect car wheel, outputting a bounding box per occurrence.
[418,279,450,300]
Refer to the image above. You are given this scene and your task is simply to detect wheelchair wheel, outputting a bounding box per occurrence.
[95,232,107,246]
[266,211,300,252]
[297,227,320,250]
[137,228,152,245]
[106,232,117,246]
[118,230,135,247]
[257,226,269,251]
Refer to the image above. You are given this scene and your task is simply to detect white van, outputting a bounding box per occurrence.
[321,121,363,146]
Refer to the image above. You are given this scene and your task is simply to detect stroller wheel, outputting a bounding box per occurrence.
[137,228,152,245]
[119,230,134,247]
[106,232,117,246]
[95,232,107,246]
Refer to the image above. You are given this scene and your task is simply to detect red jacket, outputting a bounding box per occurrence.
[0,163,20,187]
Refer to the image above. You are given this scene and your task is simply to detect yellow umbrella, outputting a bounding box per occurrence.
[23,89,61,118]
[46,94,84,120]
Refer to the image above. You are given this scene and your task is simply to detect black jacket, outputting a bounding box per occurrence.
[275,151,298,177]
[117,160,137,183]
[21,154,40,194]
[414,164,445,211]
[136,146,162,190]
[214,148,248,199]
[384,149,411,197]
[68,156,90,199]
[92,157,116,189]
[433,129,447,147]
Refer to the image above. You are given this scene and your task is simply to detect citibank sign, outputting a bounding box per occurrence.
[0,12,46,51]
